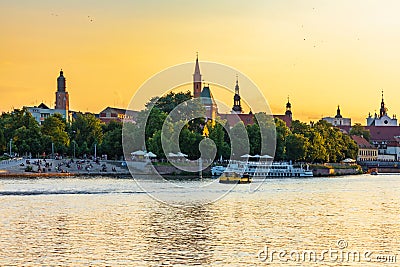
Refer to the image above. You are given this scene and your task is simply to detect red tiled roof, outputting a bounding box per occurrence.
[338,125,400,142]
[218,113,254,127]
[365,126,400,142]
[351,135,375,149]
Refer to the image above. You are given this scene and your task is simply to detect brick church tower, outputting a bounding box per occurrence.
[55,69,69,112]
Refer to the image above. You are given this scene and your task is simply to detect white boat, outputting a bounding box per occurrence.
[211,165,226,176]
[223,159,313,179]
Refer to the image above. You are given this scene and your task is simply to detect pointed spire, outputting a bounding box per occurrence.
[193,53,202,98]
[194,52,201,78]
[380,90,387,117]
[235,74,240,95]
[286,96,291,109]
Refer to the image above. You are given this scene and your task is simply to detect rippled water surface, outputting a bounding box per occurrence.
[0,175,399,266]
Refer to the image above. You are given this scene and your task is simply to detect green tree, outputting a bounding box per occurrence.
[147,130,164,158]
[306,129,327,163]
[0,128,5,153]
[70,113,103,156]
[230,121,250,159]
[99,121,123,160]
[207,121,230,160]
[146,91,192,113]
[286,133,309,162]
[41,114,70,155]
[274,118,290,160]
[0,108,42,156]
[349,123,371,141]
[246,123,261,155]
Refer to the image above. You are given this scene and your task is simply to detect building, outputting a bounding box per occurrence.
[26,103,59,125]
[98,107,138,124]
[26,70,71,124]
[339,125,400,161]
[366,91,397,126]
[322,106,351,126]
[351,135,378,161]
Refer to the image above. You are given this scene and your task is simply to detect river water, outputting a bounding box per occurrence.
[0,174,399,266]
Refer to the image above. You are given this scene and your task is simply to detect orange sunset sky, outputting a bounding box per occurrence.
[1,0,400,124]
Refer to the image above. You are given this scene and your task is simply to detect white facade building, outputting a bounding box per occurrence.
[366,91,397,126]
[322,106,351,126]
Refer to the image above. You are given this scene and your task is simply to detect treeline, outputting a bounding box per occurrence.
[0,91,358,162]
[122,91,358,163]
[0,109,122,159]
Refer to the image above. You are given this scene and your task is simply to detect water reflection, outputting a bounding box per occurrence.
[144,204,214,265]
[0,175,398,266]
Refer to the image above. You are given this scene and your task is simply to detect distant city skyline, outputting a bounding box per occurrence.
[1,0,400,124]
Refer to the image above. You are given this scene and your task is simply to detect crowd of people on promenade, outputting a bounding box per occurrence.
[19,158,120,174]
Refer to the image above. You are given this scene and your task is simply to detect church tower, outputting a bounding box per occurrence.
[232,75,243,113]
[379,90,387,118]
[55,69,69,112]
[285,97,292,118]
[193,53,202,98]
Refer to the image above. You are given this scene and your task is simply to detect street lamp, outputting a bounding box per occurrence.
[73,141,76,159]
[9,138,12,157]
[94,143,97,160]
[72,130,76,159]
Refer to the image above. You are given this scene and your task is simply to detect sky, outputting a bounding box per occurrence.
[1,0,400,124]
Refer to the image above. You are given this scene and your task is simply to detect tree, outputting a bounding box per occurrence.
[246,123,261,155]
[0,128,5,153]
[274,118,290,160]
[286,133,309,162]
[70,113,103,156]
[41,114,70,155]
[0,108,42,156]
[100,120,123,160]
[230,121,250,159]
[306,130,327,163]
[207,121,230,160]
[146,91,192,113]
[350,123,371,141]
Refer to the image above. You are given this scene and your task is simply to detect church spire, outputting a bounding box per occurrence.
[380,90,387,117]
[193,53,202,98]
[234,74,240,95]
[335,105,343,118]
[285,96,292,118]
[232,75,242,113]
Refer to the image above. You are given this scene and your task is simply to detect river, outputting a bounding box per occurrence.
[0,174,399,266]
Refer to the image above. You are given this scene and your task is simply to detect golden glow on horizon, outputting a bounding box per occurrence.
[1,1,400,124]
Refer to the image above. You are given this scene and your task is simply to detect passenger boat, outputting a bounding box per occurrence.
[219,157,313,182]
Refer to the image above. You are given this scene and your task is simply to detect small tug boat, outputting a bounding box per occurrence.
[219,171,252,184]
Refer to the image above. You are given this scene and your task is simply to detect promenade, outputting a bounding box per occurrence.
[0,158,130,178]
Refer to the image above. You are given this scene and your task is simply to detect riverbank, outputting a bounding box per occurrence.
[310,163,363,176]
[0,158,131,178]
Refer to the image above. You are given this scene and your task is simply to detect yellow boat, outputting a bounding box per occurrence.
[219,171,252,184]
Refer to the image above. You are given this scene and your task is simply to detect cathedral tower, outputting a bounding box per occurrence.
[55,69,69,112]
